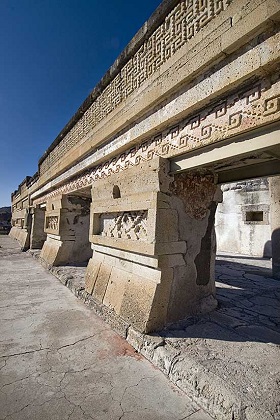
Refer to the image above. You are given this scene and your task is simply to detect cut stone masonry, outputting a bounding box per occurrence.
[10,0,280,332]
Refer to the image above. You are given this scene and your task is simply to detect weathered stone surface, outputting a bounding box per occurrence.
[40,194,91,266]
[1,236,210,420]
[30,207,46,249]
[10,0,280,333]
[269,175,280,279]
[30,239,280,420]
[216,178,272,257]
[83,159,220,332]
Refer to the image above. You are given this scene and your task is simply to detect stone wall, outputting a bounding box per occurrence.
[216,178,272,257]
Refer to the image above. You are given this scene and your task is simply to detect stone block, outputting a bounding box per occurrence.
[92,244,159,268]
[152,343,180,376]
[167,260,216,324]
[126,327,144,352]
[140,333,165,362]
[130,263,161,284]
[30,207,46,249]
[92,262,112,302]
[103,267,128,315]
[156,208,179,243]
[158,254,185,268]
[119,272,157,333]
[155,241,187,255]
[146,268,174,332]
[40,235,78,266]
[85,258,101,294]
[40,238,57,266]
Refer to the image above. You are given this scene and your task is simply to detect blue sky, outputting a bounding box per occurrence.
[0,0,162,206]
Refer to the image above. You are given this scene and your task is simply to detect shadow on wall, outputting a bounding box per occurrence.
[263,240,272,258]
[271,228,280,248]
[271,228,280,279]
[159,258,280,345]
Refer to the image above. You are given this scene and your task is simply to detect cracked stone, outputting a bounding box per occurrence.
[0,236,210,420]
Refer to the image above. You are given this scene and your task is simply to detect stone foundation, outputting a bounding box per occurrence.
[9,226,30,251]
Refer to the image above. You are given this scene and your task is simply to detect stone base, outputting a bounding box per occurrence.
[84,160,220,333]
[85,245,218,333]
[40,194,92,266]
[40,234,91,266]
[85,249,163,333]
[9,227,30,250]
[40,236,70,266]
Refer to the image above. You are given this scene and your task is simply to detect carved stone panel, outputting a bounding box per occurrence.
[98,210,148,241]
[45,216,59,231]
[44,211,60,235]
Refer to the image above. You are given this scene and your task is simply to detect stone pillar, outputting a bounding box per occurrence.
[165,170,221,323]
[30,207,47,249]
[9,208,31,250]
[40,194,91,266]
[85,157,221,333]
[269,176,280,279]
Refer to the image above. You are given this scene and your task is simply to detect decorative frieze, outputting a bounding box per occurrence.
[99,210,148,241]
[39,0,233,175]
[33,75,280,206]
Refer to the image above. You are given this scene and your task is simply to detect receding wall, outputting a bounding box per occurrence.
[215,178,272,257]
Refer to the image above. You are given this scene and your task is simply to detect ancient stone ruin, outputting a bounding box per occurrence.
[10,0,280,333]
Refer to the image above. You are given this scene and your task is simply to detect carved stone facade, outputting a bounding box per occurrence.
[33,75,280,206]
[10,0,280,332]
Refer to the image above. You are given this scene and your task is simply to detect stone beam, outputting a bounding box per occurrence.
[170,124,280,174]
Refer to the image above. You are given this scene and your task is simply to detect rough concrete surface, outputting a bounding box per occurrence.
[0,236,212,420]
[30,246,280,419]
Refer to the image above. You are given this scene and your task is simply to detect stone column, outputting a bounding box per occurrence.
[159,169,222,324]
[40,194,91,266]
[30,207,47,249]
[9,207,31,250]
[85,157,221,333]
[269,176,280,279]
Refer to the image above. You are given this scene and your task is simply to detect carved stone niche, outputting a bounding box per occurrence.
[40,194,92,266]
[45,213,60,234]
[85,157,222,333]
